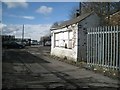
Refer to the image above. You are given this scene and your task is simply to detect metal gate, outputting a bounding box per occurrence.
[87,26,120,70]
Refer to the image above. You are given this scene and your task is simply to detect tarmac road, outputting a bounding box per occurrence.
[2,46,120,90]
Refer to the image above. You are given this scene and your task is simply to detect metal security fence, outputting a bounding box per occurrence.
[87,26,120,71]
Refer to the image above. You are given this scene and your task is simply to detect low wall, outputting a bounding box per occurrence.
[51,47,77,61]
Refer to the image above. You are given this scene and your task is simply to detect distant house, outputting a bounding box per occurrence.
[50,12,100,62]
[40,35,51,46]
[2,35,15,42]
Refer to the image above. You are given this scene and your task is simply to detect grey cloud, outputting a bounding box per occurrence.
[2,24,52,41]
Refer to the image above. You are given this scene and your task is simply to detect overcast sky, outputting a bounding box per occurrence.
[2,2,79,41]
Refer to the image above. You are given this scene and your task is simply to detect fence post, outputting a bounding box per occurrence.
[113,26,116,70]
[87,28,89,66]
[96,27,98,65]
[97,27,99,66]
[99,27,102,67]
[118,26,120,71]
[88,28,90,66]
[90,28,92,66]
[95,27,97,66]
[110,26,113,69]
[116,26,118,70]
[105,26,108,69]
[102,26,105,67]
[93,28,95,66]
[98,27,101,66]
[108,26,110,70]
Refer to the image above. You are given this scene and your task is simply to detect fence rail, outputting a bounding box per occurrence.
[87,26,120,71]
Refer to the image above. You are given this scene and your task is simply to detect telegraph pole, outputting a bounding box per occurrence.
[22,24,24,44]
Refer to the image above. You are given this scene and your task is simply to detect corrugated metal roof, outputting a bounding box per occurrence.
[51,12,94,30]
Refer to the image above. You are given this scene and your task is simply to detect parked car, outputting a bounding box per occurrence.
[31,40,38,45]
[16,41,26,46]
[45,41,51,46]
[2,41,25,49]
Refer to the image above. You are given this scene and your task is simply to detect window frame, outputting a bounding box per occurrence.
[54,30,73,49]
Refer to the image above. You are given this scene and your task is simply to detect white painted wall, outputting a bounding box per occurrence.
[51,24,78,61]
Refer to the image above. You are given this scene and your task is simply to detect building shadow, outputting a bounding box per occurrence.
[2,49,50,64]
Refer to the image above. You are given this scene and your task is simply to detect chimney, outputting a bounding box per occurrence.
[75,9,80,17]
[75,2,81,17]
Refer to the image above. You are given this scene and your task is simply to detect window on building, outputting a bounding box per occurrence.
[55,33,59,47]
[54,30,73,49]
[68,31,73,49]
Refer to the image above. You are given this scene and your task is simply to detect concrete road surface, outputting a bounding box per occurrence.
[2,46,120,90]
